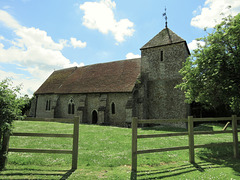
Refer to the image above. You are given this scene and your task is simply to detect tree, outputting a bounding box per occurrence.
[177,13,240,115]
[19,94,31,116]
[0,78,25,170]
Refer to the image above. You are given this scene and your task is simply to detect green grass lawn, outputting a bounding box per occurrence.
[0,121,240,179]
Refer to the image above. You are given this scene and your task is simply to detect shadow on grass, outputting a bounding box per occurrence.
[140,125,187,133]
[60,169,76,180]
[131,162,222,180]
[198,144,240,175]
[132,145,240,179]
[0,167,75,180]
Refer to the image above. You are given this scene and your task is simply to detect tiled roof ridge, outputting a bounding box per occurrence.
[81,57,140,69]
[54,66,77,72]
[53,58,141,73]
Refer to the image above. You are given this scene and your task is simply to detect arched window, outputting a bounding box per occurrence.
[45,100,51,111]
[92,110,98,124]
[68,98,75,114]
[46,100,48,111]
[111,102,115,114]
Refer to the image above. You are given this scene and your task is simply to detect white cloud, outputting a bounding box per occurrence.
[70,37,87,48]
[191,0,240,29]
[0,10,22,29]
[125,52,141,59]
[79,62,85,67]
[0,10,85,96]
[80,0,135,43]
[0,69,41,97]
[59,39,68,47]
[0,28,78,71]
[188,40,206,51]
[15,27,65,50]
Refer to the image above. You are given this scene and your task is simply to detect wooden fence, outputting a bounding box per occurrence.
[8,117,80,170]
[132,115,240,172]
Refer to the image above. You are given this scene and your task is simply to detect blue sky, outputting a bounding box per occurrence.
[0,0,239,96]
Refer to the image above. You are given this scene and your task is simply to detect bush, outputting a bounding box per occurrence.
[0,78,26,170]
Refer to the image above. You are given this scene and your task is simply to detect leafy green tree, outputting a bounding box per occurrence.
[19,94,31,116]
[0,78,25,170]
[177,13,240,115]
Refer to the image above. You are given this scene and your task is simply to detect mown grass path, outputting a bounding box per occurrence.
[0,121,240,179]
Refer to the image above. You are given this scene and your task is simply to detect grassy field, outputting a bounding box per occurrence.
[0,121,240,179]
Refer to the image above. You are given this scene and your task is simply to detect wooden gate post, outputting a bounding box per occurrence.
[188,116,195,163]
[0,130,10,170]
[72,116,80,169]
[131,117,138,173]
[232,115,239,158]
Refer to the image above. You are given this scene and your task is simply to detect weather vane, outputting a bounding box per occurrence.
[162,7,168,28]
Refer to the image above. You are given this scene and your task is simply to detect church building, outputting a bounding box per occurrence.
[30,27,190,126]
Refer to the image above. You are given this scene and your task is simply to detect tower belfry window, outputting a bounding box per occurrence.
[160,51,163,61]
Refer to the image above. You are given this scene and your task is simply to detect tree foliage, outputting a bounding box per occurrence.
[19,94,31,116]
[177,13,240,115]
[0,78,24,132]
[0,78,28,170]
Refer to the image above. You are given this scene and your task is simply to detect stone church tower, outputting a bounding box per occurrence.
[139,27,190,120]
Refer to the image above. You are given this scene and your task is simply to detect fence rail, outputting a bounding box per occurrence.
[20,117,75,123]
[8,148,73,154]
[8,116,80,170]
[11,132,73,138]
[131,115,239,172]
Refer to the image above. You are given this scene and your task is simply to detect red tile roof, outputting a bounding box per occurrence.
[35,58,141,94]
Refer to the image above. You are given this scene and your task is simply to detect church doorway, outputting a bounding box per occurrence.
[92,110,98,124]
